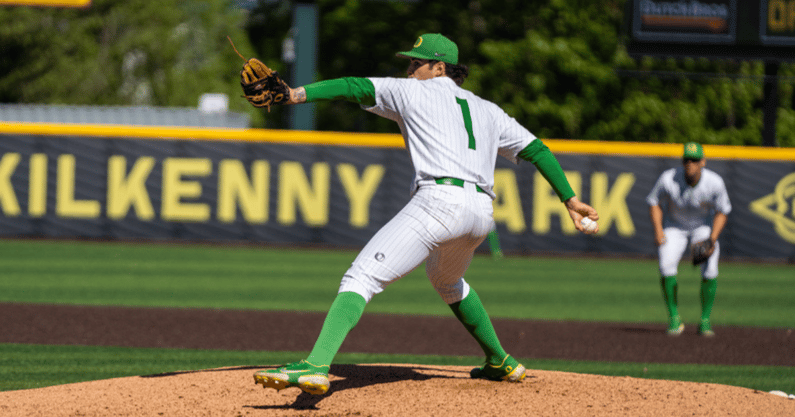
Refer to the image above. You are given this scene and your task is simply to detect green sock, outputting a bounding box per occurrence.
[449,289,507,366]
[306,291,366,367]
[700,279,717,322]
[660,276,679,321]
[487,229,503,259]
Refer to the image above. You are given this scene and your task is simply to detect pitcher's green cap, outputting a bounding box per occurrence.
[683,142,704,160]
[396,33,458,65]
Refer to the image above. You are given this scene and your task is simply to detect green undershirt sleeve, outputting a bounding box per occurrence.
[304,77,376,106]
[518,140,575,202]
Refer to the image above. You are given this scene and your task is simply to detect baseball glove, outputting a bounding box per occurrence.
[691,240,714,265]
[229,37,289,111]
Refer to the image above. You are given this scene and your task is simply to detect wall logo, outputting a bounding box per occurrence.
[749,172,795,244]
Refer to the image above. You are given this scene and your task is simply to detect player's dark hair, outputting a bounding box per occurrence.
[427,60,469,86]
[445,63,469,86]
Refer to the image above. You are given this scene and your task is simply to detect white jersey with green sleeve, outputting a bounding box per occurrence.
[364,76,537,198]
[646,167,732,230]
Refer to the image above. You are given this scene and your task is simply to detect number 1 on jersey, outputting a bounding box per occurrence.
[455,97,476,150]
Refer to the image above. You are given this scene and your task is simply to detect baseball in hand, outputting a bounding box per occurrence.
[580,217,598,234]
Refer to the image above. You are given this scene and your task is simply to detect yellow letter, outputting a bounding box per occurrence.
[590,172,636,237]
[218,159,269,224]
[533,171,581,235]
[278,162,330,227]
[28,154,47,217]
[161,158,211,222]
[107,156,155,220]
[770,0,786,31]
[56,154,101,218]
[789,1,795,30]
[492,169,526,233]
[0,153,21,216]
[337,163,384,228]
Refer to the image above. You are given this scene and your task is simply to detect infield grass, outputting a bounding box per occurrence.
[1,238,792,327]
[0,238,792,393]
[1,344,793,394]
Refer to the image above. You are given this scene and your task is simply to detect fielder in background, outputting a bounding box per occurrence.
[241,33,599,395]
[647,142,732,337]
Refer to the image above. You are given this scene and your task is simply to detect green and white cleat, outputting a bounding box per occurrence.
[698,319,715,338]
[254,360,330,395]
[666,316,685,336]
[470,354,526,382]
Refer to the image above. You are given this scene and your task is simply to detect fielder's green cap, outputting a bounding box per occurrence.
[396,33,459,65]
[683,142,704,160]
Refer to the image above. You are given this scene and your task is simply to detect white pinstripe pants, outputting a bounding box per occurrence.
[658,225,720,279]
[339,182,494,304]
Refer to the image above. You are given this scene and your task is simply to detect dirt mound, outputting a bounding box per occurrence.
[3,303,794,415]
[2,364,793,417]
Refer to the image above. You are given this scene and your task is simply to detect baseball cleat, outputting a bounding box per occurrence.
[698,319,715,338]
[254,360,330,395]
[470,354,526,382]
[666,316,685,336]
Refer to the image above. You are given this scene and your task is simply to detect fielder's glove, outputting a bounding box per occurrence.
[240,58,290,111]
[691,240,714,265]
[229,37,289,111]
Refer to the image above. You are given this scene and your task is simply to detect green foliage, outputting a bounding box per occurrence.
[241,0,794,146]
[1,0,794,146]
[0,0,253,115]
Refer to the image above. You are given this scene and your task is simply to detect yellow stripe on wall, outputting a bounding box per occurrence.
[543,139,795,161]
[0,0,90,6]
[2,121,795,161]
[0,122,405,148]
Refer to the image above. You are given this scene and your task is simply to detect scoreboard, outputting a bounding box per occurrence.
[626,0,795,60]
[763,0,795,45]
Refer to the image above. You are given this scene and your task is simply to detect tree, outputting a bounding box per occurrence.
[1,0,792,146]
[0,0,253,116]
[243,0,793,146]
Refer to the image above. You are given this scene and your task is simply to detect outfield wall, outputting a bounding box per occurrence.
[1,122,794,262]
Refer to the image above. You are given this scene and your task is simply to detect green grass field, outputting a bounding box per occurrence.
[1,238,793,393]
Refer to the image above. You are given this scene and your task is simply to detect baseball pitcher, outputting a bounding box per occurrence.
[240,33,599,395]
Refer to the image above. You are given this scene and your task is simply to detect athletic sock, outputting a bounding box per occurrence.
[448,288,508,366]
[306,291,366,367]
[700,278,717,323]
[660,276,679,323]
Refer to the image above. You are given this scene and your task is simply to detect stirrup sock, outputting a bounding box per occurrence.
[307,291,366,366]
[449,288,507,366]
[700,278,717,322]
[661,276,679,319]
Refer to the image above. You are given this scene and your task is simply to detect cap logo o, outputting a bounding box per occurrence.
[687,144,698,153]
[414,37,423,48]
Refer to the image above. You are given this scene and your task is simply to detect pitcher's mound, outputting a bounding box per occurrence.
[1,364,793,416]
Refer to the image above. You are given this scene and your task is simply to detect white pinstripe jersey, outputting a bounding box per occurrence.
[646,167,732,230]
[364,76,537,197]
